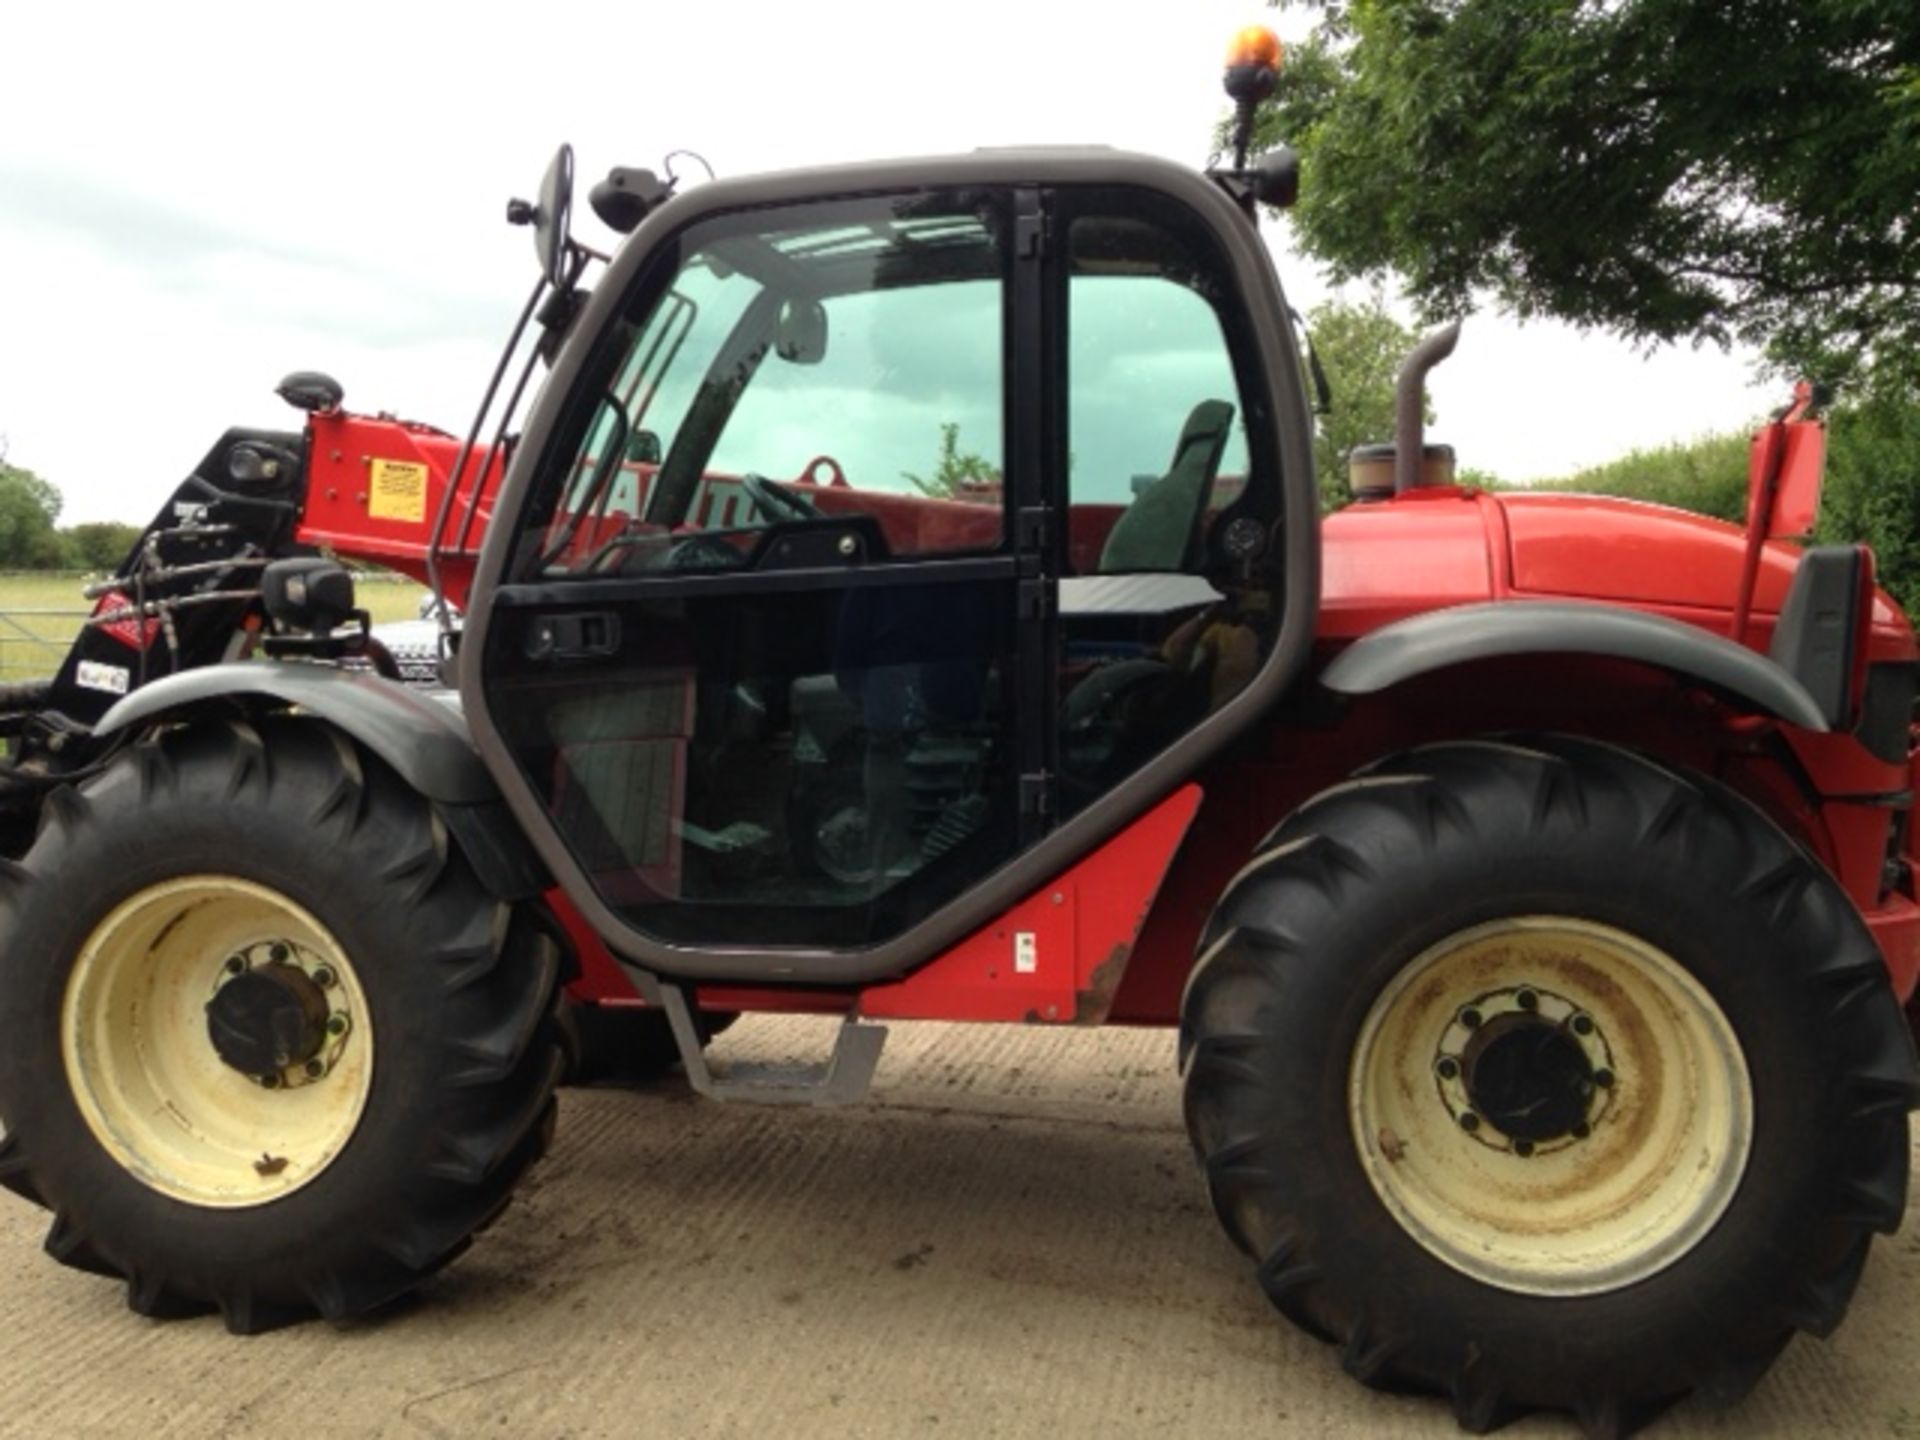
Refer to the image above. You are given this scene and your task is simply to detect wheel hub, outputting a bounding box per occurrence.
[205,938,355,1089]
[206,962,330,1078]
[1432,983,1614,1156]
[1464,1016,1594,1140]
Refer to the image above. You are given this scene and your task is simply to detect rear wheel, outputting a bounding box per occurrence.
[0,718,563,1331]
[557,999,736,1085]
[1180,738,1918,1436]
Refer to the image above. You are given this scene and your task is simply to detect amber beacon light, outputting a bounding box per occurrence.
[1226,24,1283,78]
[1223,25,1284,169]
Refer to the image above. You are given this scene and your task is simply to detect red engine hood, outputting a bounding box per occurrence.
[1320,487,1913,656]
[1500,491,1799,616]
[1320,488,1497,639]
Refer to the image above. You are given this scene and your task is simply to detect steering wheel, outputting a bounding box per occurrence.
[742,471,823,524]
[663,533,744,571]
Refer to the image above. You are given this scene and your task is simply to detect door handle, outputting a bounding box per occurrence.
[527,611,621,661]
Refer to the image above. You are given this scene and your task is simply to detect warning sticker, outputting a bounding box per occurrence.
[368,458,429,523]
[77,660,131,695]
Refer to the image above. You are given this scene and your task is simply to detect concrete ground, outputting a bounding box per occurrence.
[2,1018,1916,1440]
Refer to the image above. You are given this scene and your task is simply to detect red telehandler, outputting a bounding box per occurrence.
[0,29,1913,1438]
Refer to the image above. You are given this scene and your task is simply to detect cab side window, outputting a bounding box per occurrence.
[1066,214,1252,576]
[1056,190,1280,814]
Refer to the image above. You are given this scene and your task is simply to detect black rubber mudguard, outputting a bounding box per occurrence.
[92,663,495,802]
[1319,600,1829,731]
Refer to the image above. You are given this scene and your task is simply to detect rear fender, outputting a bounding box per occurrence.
[90,664,547,900]
[1321,602,1830,732]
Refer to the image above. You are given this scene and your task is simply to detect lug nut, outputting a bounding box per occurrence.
[312,966,336,989]
[258,1073,280,1090]
[224,955,247,976]
[1571,1122,1591,1140]
[1594,1068,1615,1089]
[1516,989,1538,1012]
[1459,1111,1481,1133]
[304,1059,326,1079]
[326,1015,349,1037]
[1435,1056,1460,1080]
[1513,1139,1534,1158]
[1459,1007,1483,1030]
[269,943,290,963]
[1570,1014,1594,1036]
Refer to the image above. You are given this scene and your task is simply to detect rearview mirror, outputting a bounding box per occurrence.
[534,144,575,290]
[776,298,828,364]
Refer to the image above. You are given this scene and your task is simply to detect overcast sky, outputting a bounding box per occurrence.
[0,1,1774,524]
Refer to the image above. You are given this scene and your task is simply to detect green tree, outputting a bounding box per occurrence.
[60,521,143,573]
[1523,432,1749,524]
[0,462,70,569]
[1817,395,1920,614]
[1252,1,1920,389]
[1304,291,1429,509]
[903,423,1003,500]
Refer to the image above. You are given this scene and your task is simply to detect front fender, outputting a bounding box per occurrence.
[1319,601,1829,732]
[92,663,499,803]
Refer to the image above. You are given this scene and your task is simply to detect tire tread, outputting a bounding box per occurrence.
[0,717,563,1331]
[1182,734,1919,1437]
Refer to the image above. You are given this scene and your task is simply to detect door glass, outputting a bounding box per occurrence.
[490,193,1022,949]
[1057,190,1282,815]
[518,197,1007,580]
[487,578,1017,948]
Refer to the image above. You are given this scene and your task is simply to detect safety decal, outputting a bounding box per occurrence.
[368,459,430,524]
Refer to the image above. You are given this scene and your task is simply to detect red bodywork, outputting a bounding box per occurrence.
[293,415,1920,1027]
[300,411,507,610]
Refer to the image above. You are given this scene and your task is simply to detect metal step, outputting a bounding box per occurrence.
[636,972,886,1107]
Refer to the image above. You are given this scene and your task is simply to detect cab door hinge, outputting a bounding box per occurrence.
[1015,505,1049,550]
[1019,771,1055,818]
[1015,208,1050,261]
[1017,577,1051,620]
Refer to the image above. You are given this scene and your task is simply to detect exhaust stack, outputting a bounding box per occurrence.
[1393,321,1462,495]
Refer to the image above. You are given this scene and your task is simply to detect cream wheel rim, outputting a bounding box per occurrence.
[1348,916,1751,1295]
[61,876,374,1208]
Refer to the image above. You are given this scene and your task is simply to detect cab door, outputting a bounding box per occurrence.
[474,188,1047,953]
[465,158,1319,982]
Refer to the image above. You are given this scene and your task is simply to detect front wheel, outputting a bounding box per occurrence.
[0,718,564,1331]
[1180,738,1918,1437]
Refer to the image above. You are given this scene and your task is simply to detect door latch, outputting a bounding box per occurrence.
[527,611,620,661]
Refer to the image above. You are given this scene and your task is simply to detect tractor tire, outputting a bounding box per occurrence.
[0,717,564,1332]
[557,999,737,1086]
[1180,737,1919,1438]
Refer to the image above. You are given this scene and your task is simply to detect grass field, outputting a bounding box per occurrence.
[0,571,430,683]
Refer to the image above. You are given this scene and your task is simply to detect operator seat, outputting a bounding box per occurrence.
[1062,400,1239,801]
[1098,399,1236,573]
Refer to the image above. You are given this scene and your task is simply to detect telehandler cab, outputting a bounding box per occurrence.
[0,28,1913,1437]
